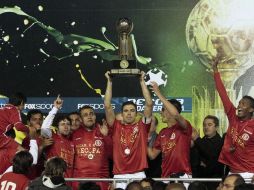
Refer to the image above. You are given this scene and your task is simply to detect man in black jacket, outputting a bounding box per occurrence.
[192,115,225,190]
[28,157,72,190]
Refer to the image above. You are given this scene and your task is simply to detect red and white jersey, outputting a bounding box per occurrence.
[0,172,30,190]
[112,119,150,175]
[154,121,192,177]
[45,133,75,178]
[219,107,254,172]
[0,104,28,146]
[214,72,254,172]
[72,124,111,178]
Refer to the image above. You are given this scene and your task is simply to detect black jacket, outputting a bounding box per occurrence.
[28,176,72,190]
[194,133,224,177]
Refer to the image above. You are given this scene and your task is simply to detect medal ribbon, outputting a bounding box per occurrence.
[120,123,139,155]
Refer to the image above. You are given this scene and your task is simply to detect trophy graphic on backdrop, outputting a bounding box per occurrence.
[186,0,254,134]
[110,18,141,76]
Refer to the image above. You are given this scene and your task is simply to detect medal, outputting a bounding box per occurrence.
[124,148,130,155]
[229,145,236,153]
[120,124,139,156]
[88,154,94,159]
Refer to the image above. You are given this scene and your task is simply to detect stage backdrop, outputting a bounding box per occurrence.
[1,0,254,134]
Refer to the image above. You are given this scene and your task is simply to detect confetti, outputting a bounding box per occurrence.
[3,35,10,42]
[38,5,44,12]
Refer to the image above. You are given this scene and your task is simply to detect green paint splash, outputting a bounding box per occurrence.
[0,6,151,64]
[0,6,152,96]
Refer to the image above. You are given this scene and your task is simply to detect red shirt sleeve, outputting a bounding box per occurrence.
[214,72,234,114]
[9,107,29,134]
[15,122,29,134]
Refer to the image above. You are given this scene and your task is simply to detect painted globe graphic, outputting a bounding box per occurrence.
[186,0,254,88]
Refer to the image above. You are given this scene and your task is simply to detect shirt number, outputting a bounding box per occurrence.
[1,181,16,190]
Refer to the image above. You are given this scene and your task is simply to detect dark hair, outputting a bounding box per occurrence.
[44,157,67,177]
[152,181,167,190]
[53,115,71,127]
[121,101,137,112]
[233,175,245,186]
[8,92,27,106]
[168,99,182,113]
[79,105,94,113]
[13,150,33,175]
[204,115,219,127]
[234,183,254,190]
[27,109,43,122]
[126,181,143,190]
[188,181,207,190]
[78,181,101,190]
[242,95,254,110]
[68,111,80,117]
[166,183,186,190]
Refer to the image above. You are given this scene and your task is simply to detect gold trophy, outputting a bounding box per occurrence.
[110,18,140,76]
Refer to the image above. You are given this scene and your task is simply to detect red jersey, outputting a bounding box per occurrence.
[0,104,28,136]
[0,172,30,190]
[45,133,75,178]
[154,121,192,177]
[21,137,44,179]
[72,124,110,178]
[215,72,254,172]
[0,148,16,174]
[112,119,150,175]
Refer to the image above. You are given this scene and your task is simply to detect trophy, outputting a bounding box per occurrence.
[110,18,141,76]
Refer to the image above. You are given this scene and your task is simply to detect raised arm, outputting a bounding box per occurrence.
[104,71,115,126]
[150,81,188,129]
[211,58,233,113]
[140,71,153,120]
[41,95,63,138]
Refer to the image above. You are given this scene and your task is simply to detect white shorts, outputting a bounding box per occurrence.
[113,171,146,189]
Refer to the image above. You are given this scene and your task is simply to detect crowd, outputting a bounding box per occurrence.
[0,60,254,190]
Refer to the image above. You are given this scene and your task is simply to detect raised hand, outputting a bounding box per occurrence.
[99,119,109,136]
[140,71,145,83]
[150,81,160,94]
[41,137,54,149]
[211,57,220,72]
[54,94,63,109]
[105,71,112,82]
[191,127,200,141]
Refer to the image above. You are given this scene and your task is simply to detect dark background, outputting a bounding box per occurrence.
[0,0,200,98]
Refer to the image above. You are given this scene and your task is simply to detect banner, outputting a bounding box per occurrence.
[0,97,192,114]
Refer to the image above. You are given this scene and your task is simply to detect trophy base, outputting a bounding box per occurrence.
[110,69,141,77]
